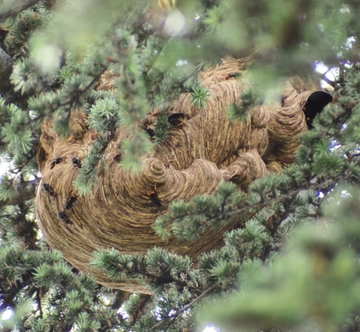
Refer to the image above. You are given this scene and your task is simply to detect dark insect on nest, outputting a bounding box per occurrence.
[65,194,78,210]
[43,183,56,197]
[50,157,63,169]
[72,157,82,168]
[58,211,72,224]
[148,190,162,207]
[225,72,241,80]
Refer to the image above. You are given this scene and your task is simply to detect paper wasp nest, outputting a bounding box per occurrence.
[36,57,332,293]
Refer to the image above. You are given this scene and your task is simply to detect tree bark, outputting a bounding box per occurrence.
[0,46,13,94]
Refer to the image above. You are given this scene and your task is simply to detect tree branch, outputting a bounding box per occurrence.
[149,284,218,331]
[0,0,41,22]
[0,180,37,209]
[36,289,43,318]
[0,46,13,93]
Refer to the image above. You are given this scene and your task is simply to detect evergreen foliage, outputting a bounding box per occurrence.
[1,0,360,331]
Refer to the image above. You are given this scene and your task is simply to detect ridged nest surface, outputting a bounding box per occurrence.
[36,57,332,293]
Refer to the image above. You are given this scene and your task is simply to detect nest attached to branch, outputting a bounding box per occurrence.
[35,57,332,293]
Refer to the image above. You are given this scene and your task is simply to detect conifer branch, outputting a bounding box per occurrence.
[0,275,33,311]
[128,294,152,326]
[227,175,341,219]
[149,284,218,331]
[58,65,108,111]
[0,180,36,208]
[0,0,41,22]
[161,168,348,241]
[110,290,131,309]
[123,262,189,288]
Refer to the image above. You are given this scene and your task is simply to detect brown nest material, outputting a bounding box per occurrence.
[35,57,332,293]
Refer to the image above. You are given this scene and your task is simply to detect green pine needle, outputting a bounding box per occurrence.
[192,86,210,108]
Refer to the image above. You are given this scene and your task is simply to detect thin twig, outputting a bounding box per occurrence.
[149,284,218,331]
[58,65,108,110]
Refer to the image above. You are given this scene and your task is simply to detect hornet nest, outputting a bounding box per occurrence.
[36,57,332,293]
